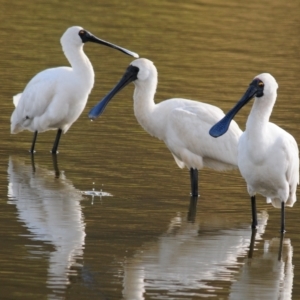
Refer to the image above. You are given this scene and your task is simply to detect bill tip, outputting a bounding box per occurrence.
[209,130,218,138]
[209,124,224,138]
[88,112,97,120]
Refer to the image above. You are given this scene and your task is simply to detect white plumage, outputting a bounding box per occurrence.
[210,73,299,232]
[89,58,242,195]
[11,26,138,153]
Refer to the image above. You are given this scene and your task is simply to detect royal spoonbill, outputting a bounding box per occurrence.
[210,73,299,233]
[89,58,242,196]
[11,26,138,154]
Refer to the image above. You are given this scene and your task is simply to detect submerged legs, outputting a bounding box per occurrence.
[251,196,258,229]
[30,152,36,172]
[187,196,198,222]
[52,153,60,178]
[51,128,62,154]
[30,131,38,153]
[248,228,257,258]
[189,168,198,197]
[278,231,284,261]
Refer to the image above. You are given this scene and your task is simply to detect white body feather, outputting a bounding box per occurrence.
[131,59,242,171]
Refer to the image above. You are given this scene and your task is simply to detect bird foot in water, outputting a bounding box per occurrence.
[190,193,200,197]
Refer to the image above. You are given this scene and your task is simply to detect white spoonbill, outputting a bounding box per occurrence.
[11,26,138,154]
[89,58,242,196]
[210,73,299,233]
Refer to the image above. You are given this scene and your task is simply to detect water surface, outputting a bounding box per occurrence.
[0,0,299,299]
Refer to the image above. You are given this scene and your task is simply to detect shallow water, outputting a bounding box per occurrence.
[0,0,300,299]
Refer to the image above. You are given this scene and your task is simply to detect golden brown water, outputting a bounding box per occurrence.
[0,0,300,299]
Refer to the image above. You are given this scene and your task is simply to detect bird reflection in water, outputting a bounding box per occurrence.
[187,196,198,222]
[230,235,293,299]
[7,156,86,298]
[121,203,293,299]
[30,153,60,178]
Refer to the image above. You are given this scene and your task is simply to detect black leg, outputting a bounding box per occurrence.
[30,131,38,153]
[281,201,285,234]
[189,168,198,197]
[187,196,198,222]
[51,128,62,154]
[52,154,60,178]
[251,196,257,229]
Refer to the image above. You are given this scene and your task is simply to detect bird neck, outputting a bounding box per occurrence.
[246,94,276,135]
[63,44,94,81]
[133,80,162,139]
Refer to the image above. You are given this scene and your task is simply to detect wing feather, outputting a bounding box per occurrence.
[165,101,242,170]
[285,131,299,206]
[11,67,72,133]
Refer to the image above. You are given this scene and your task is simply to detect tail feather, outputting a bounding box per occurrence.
[266,195,296,208]
[11,93,23,133]
[13,93,22,107]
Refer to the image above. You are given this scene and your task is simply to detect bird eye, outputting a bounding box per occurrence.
[258,81,264,86]
[79,30,85,35]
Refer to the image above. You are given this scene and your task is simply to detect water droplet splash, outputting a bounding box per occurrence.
[81,183,112,204]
